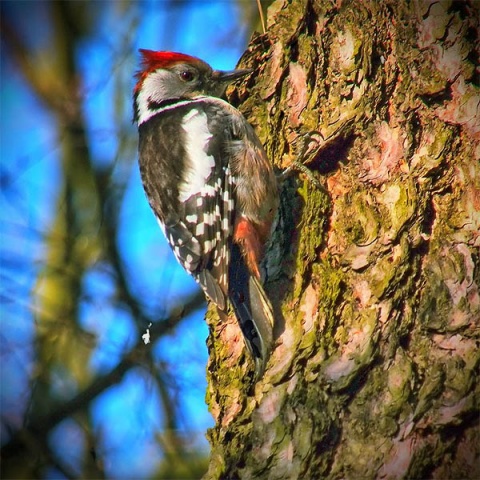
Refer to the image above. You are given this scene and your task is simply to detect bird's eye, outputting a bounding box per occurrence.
[180,70,196,82]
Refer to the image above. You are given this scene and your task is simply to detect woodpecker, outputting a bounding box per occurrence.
[133,50,279,378]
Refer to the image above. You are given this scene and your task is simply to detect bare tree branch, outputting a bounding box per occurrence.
[1,291,205,464]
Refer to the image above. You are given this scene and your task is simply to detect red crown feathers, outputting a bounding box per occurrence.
[134,49,204,93]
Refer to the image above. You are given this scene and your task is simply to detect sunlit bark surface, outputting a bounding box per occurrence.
[205,1,479,478]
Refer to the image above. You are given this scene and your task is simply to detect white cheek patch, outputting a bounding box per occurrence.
[136,71,170,125]
[178,109,215,203]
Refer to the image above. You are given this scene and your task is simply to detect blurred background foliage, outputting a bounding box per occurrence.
[0,1,268,478]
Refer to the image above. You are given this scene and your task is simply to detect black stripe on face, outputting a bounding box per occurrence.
[147,98,183,111]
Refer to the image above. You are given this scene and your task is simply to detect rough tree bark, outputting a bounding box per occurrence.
[205,1,479,478]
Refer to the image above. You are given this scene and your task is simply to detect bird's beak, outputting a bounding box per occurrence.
[213,68,253,84]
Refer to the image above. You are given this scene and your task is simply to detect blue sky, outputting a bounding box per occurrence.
[0,1,254,477]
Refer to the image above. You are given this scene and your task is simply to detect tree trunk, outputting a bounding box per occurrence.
[205,0,479,478]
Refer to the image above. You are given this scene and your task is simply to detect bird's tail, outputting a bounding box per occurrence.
[228,243,275,379]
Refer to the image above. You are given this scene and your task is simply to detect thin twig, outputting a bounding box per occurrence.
[256,0,266,34]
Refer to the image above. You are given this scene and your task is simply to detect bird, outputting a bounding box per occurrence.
[133,50,279,378]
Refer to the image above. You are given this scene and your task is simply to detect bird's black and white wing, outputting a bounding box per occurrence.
[138,100,235,310]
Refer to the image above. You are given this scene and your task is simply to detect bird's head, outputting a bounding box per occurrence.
[133,49,251,123]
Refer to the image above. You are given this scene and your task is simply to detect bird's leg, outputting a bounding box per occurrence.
[281,131,323,189]
[282,161,322,189]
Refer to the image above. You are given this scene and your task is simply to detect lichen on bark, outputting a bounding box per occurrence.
[205,0,480,478]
